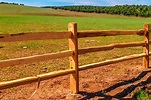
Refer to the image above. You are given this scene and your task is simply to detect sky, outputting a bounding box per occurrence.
[0,0,151,7]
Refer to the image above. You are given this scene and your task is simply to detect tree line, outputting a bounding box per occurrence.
[43,5,150,17]
[0,2,24,6]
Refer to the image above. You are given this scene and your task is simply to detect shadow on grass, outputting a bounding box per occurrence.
[80,70,151,100]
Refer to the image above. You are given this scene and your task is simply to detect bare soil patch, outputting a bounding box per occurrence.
[0,58,151,100]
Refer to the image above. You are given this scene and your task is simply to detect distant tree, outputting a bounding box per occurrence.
[0,2,24,6]
[43,5,150,17]
[20,4,24,6]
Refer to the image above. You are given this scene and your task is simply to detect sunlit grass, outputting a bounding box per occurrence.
[0,14,150,34]
[134,89,151,100]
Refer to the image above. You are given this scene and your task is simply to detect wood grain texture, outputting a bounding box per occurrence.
[78,30,145,38]
[0,50,73,68]
[143,24,150,68]
[149,40,151,44]
[0,32,71,42]
[68,22,79,93]
[79,41,145,54]
[0,69,75,90]
[79,53,146,71]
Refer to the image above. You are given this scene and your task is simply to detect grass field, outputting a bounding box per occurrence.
[0,4,151,82]
[0,4,151,34]
[0,15,151,34]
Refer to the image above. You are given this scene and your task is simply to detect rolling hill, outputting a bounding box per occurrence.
[0,4,61,15]
[0,4,151,34]
[0,4,98,17]
[48,5,150,17]
[1,4,151,17]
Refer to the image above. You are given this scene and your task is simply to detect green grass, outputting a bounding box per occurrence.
[0,4,58,15]
[134,89,151,100]
[0,4,151,34]
[0,4,151,82]
[0,15,151,34]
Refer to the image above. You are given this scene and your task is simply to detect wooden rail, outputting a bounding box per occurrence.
[78,30,145,38]
[79,53,146,71]
[79,41,145,54]
[0,32,71,42]
[0,23,150,94]
[0,69,75,90]
[0,50,73,68]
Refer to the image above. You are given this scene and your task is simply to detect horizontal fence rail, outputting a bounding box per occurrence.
[0,50,73,68]
[79,53,146,71]
[79,41,146,54]
[78,30,145,38]
[0,32,71,42]
[0,23,150,94]
[0,69,75,90]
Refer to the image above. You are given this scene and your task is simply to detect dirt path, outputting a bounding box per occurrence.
[0,58,151,100]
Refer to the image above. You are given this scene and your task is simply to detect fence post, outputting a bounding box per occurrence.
[143,24,150,68]
[68,22,79,93]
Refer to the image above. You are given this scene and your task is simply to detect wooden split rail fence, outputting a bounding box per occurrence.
[0,23,150,93]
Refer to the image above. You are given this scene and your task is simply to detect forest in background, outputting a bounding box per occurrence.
[43,5,151,17]
[0,2,150,17]
[0,2,24,6]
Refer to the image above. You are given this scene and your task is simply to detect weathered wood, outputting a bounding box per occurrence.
[143,24,150,68]
[78,30,145,38]
[0,77,38,90]
[79,53,146,71]
[0,23,150,91]
[0,50,73,68]
[0,32,71,42]
[38,69,75,80]
[0,46,4,48]
[0,69,75,90]
[149,40,151,44]
[68,23,79,93]
[79,41,145,54]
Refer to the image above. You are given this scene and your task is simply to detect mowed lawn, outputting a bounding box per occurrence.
[0,4,151,81]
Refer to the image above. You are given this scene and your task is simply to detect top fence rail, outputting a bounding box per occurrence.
[0,32,71,42]
[0,30,146,42]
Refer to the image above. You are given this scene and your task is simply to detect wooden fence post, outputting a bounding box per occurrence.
[143,24,150,68]
[68,22,79,93]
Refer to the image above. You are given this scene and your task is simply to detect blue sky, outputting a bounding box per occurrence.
[1,0,151,6]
